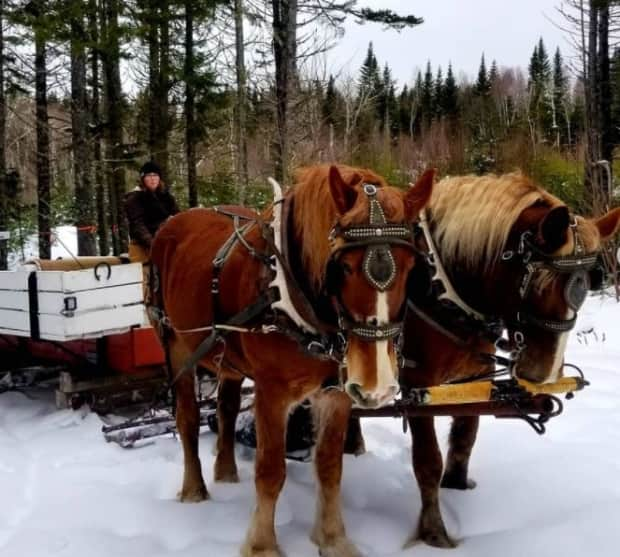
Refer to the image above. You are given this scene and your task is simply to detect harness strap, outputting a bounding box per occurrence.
[257,218,334,334]
[171,287,280,385]
[516,311,577,333]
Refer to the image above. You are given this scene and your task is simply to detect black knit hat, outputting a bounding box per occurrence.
[139,161,162,178]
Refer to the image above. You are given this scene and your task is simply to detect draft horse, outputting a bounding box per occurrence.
[397,172,620,547]
[148,164,434,557]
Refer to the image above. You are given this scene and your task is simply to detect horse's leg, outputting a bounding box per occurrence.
[311,391,361,557]
[441,416,479,490]
[214,376,243,483]
[405,416,455,548]
[343,416,366,456]
[171,342,209,502]
[242,384,291,557]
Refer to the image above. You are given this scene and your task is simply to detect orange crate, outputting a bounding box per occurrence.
[107,327,165,373]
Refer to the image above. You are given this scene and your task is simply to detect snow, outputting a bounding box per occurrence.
[8,226,79,270]
[1,294,620,557]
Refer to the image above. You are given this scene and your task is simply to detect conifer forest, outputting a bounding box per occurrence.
[0,1,618,276]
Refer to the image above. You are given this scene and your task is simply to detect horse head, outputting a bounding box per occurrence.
[320,165,434,407]
[496,202,620,382]
[424,172,620,384]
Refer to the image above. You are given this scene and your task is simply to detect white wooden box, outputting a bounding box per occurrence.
[0,263,146,341]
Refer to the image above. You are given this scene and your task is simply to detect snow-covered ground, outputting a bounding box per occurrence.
[1,294,619,557]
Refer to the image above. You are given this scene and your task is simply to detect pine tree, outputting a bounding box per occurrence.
[421,60,433,125]
[528,37,553,143]
[474,53,490,95]
[529,37,551,89]
[433,66,444,118]
[323,74,338,124]
[489,59,499,89]
[443,63,459,118]
[359,41,379,95]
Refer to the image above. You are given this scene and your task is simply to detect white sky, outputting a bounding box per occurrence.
[327,0,569,86]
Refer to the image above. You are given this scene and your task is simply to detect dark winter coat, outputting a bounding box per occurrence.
[124,187,179,249]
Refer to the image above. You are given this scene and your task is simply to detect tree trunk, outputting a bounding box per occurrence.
[101,0,127,254]
[271,0,297,185]
[584,1,601,204]
[184,1,197,207]
[158,3,170,179]
[147,0,159,163]
[598,1,612,188]
[35,19,51,259]
[71,12,96,255]
[0,0,7,269]
[234,0,249,202]
[89,0,108,256]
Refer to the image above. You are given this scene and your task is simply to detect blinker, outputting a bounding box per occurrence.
[564,270,589,311]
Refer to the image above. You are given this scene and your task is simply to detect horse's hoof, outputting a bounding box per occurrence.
[317,537,363,557]
[404,528,457,549]
[177,484,209,502]
[215,470,240,483]
[214,464,240,483]
[240,543,284,557]
[440,474,477,490]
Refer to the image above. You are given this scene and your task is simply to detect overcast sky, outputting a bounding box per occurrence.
[326,0,569,86]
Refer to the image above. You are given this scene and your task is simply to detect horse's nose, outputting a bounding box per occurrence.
[345,382,398,408]
[346,382,365,404]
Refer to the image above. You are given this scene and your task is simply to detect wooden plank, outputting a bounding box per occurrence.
[58,368,163,393]
[36,263,143,293]
[0,308,30,332]
[0,290,29,311]
[0,270,30,291]
[37,283,143,315]
[0,327,30,337]
[38,304,146,340]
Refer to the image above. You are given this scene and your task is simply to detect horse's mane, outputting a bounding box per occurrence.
[292,164,399,292]
[429,172,564,271]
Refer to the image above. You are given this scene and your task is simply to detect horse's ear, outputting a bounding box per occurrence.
[595,207,620,241]
[405,168,435,221]
[538,205,570,252]
[329,165,358,214]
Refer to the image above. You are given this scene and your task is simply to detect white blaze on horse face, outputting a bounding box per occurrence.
[372,292,399,402]
[546,309,573,383]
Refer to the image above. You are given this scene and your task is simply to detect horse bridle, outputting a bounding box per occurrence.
[405,211,605,376]
[502,217,602,334]
[325,183,417,341]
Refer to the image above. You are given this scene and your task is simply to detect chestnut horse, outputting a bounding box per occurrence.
[395,172,620,547]
[148,164,433,557]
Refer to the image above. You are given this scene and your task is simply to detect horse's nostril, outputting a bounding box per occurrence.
[346,382,365,403]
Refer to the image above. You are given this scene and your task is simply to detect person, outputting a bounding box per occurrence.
[124,161,179,263]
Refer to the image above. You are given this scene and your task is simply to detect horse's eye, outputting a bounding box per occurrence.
[342,262,353,275]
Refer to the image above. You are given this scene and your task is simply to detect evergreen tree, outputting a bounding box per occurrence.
[421,60,434,125]
[489,59,499,89]
[398,84,410,133]
[474,53,490,95]
[433,66,444,118]
[443,62,459,118]
[359,41,380,95]
[323,73,338,125]
[529,37,551,89]
[528,37,553,142]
